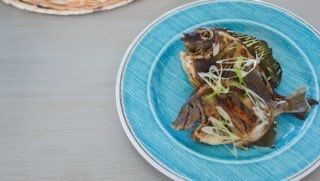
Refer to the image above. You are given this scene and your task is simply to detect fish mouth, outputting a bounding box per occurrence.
[172,85,214,130]
[172,97,202,130]
[182,28,216,53]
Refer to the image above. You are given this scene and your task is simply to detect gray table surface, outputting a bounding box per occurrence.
[0,0,319,180]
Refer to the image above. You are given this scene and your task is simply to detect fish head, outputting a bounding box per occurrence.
[172,97,202,130]
[182,28,216,53]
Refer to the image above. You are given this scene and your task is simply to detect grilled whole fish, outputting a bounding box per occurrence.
[181,28,280,89]
[172,84,312,147]
[173,28,318,148]
[180,28,316,119]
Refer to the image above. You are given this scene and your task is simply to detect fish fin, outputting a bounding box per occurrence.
[228,31,282,88]
[250,126,276,147]
[285,87,318,119]
[291,98,318,119]
[307,98,319,106]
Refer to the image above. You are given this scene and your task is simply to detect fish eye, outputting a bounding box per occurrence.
[188,104,194,110]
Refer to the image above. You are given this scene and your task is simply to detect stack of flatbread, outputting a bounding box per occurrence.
[2,0,134,15]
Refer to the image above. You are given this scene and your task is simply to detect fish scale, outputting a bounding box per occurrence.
[229,31,282,88]
[173,28,317,151]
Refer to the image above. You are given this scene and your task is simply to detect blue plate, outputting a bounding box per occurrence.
[116,0,320,180]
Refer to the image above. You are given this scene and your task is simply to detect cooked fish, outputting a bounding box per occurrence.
[228,31,282,88]
[181,28,281,89]
[172,83,312,147]
[173,28,318,149]
[180,28,316,119]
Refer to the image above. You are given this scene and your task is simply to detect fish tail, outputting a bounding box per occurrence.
[292,98,319,119]
[307,98,319,106]
[284,87,318,119]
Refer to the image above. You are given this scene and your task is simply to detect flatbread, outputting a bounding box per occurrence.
[2,0,135,15]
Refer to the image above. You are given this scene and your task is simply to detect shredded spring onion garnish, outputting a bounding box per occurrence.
[201,113,240,157]
[233,57,245,84]
[199,64,230,96]
[199,57,271,125]
[198,54,270,157]
[216,55,261,79]
[199,55,261,96]
[232,83,271,125]
[216,106,232,123]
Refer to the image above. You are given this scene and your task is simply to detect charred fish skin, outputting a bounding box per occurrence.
[172,85,211,130]
[172,80,316,148]
[181,28,282,89]
[182,28,217,53]
[181,28,255,89]
[229,31,282,88]
[173,84,275,147]
[181,27,317,119]
[174,27,318,151]
[172,96,202,130]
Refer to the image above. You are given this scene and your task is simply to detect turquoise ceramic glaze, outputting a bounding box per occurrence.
[117,0,320,180]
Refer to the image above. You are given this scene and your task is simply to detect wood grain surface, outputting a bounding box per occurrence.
[0,0,319,180]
